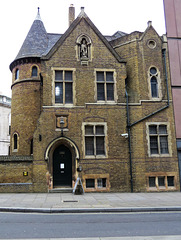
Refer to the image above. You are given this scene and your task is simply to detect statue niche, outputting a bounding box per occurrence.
[76,35,91,65]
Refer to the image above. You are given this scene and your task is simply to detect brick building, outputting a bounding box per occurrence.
[0,6,179,193]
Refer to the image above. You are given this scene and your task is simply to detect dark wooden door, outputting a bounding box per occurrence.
[53,145,72,187]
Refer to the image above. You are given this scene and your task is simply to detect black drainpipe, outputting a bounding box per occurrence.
[125,80,133,193]
[125,47,170,193]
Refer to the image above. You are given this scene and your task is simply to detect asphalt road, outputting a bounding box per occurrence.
[0,212,181,239]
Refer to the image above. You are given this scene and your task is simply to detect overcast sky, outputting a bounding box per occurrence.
[0,0,166,97]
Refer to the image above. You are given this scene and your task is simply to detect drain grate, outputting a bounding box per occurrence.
[63,200,78,203]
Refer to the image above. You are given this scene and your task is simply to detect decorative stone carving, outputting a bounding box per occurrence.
[76,34,91,65]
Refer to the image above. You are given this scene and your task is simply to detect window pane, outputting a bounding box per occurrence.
[86,179,95,188]
[167,176,174,186]
[96,136,105,155]
[149,177,156,187]
[55,71,63,80]
[151,76,158,97]
[15,69,19,80]
[150,136,158,154]
[65,71,72,81]
[160,136,169,154]
[107,83,114,100]
[97,178,106,188]
[65,83,73,103]
[55,83,63,103]
[85,136,94,155]
[150,67,157,75]
[96,126,104,135]
[149,125,157,134]
[158,176,165,186]
[85,126,93,135]
[14,134,17,150]
[106,72,114,82]
[159,125,167,134]
[97,83,105,100]
[97,72,104,82]
[32,66,38,77]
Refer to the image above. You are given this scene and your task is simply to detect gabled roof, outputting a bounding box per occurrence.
[15,10,49,60]
[42,8,126,63]
[11,7,126,68]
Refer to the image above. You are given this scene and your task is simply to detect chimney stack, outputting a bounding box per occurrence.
[69,4,75,26]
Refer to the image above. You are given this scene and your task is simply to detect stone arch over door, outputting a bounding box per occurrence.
[45,137,80,189]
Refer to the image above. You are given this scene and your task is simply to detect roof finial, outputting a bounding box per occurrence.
[35,7,42,21]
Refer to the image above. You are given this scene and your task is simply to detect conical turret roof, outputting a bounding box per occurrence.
[15,8,48,60]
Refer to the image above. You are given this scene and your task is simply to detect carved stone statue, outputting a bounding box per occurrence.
[80,38,88,58]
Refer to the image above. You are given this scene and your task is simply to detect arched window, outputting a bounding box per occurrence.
[13,133,18,150]
[30,139,33,155]
[149,67,160,99]
[32,66,38,77]
[151,76,158,98]
[15,69,19,80]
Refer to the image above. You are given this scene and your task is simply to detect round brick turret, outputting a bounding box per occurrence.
[9,9,47,155]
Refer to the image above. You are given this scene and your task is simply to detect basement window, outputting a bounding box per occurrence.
[148,175,175,191]
[86,179,95,188]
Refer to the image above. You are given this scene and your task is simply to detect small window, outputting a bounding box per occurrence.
[158,176,165,187]
[86,179,95,188]
[13,133,18,150]
[148,175,175,191]
[32,66,38,77]
[30,139,33,155]
[15,69,19,80]
[97,178,106,188]
[167,176,174,187]
[149,67,160,99]
[149,177,156,187]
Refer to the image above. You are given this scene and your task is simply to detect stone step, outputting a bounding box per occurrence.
[49,188,73,193]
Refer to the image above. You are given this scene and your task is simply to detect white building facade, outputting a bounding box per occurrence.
[0,94,11,155]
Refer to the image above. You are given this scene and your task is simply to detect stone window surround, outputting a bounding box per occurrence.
[12,132,19,153]
[31,65,39,77]
[146,122,172,157]
[82,173,110,192]
[15,68,19,81]
[94,68,117,103]
[52,67,76,106]
[147,66,162,101]
[146,172,177,191]
[82,122,108,159]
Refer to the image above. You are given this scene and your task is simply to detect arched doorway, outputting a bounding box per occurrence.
[53,144,72,187]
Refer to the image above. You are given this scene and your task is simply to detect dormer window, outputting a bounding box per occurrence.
[32,66,38,77]
[15,69,19,80]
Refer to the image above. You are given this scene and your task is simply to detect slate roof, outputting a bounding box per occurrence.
[14,9,126,62]
[15,11,49,60]
[105,31,127,41]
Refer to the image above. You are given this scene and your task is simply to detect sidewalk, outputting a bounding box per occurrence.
[0,192,181,213]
